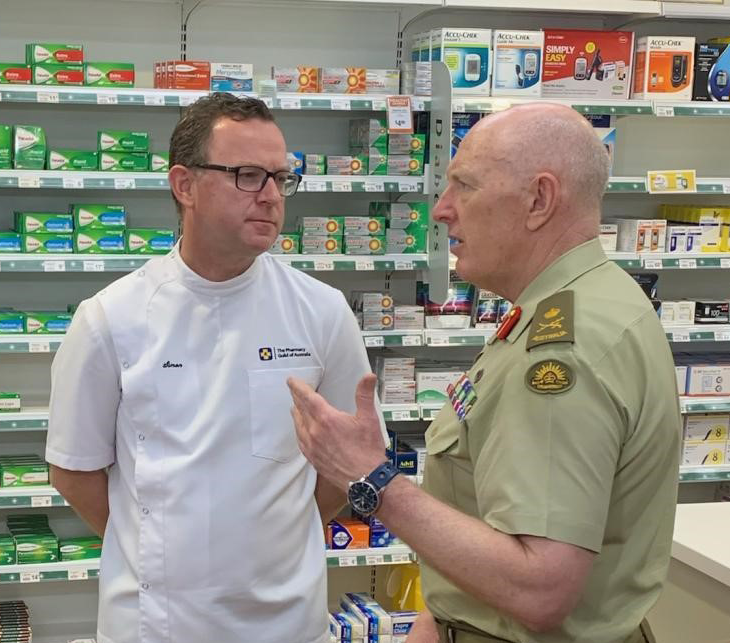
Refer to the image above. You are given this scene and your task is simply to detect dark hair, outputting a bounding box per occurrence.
[168,92,275,211]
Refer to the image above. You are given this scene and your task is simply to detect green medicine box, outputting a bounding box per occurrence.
[300,217,344,235]
[388,134,427,155]
[0,311,25,334]
[386,228,428,253]
[0,63,32,84]
[59,536,103,561]
[14,534,59,564]
[0,392,21,412]
[14,212,73,234]
[355,147,387,176]
[24,312,73,334]
[149,152,169,172]
[70,204,126,230]
[98,130,149,153]
[344,235,387,255]
[343,217,386,236]
[369,202,429,229]
[301,235,343,254]
[0,233,22,253]
[269,233,300,255]
[74,230,125,254]
[0,534,15,565]
[47,149,98,171]
[0,124,11,168]
[349,118,388,151]
[14,125,46,170]
[387,154,425,176]
[85,62,135,87]
[26,43,83,65]
[32,63,85,86]
[21,233,73,253]
[0,462,49,487]
[125,229,175,254]
[99,151,149,172]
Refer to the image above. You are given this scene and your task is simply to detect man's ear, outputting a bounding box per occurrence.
[168,164,196,211]
[525,172,560,232]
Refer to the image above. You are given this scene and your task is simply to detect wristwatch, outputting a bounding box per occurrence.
[347,461,401,516]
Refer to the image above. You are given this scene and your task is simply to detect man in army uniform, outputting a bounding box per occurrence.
[288,103,680,643]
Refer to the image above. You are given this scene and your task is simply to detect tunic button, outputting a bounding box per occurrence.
[142,507,150,515]
[141,582,149,590]
[474,369,484,384]
[122,361,129,369]
[138,433,145,441]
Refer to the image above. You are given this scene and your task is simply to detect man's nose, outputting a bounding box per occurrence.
[432,186,455,223]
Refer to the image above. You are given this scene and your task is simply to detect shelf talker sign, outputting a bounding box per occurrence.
[647,169,697,194]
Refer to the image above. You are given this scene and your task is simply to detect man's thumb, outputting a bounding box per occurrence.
[355,373,378,419]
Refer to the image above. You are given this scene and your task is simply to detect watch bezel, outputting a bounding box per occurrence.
[347,478,381,515]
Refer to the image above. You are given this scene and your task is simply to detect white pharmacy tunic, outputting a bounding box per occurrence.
[46,247,378,643]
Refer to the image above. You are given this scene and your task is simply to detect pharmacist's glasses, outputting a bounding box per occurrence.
[192,163,302,197]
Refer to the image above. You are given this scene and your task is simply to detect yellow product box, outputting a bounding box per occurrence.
[326,519,370,549]
[269,233,300,254]
[301,217,344,235]
[271,66,321,92]
[344,235,386,255]
[683,414,729,442]
[682,441,726,466]
[387,154,424,176]
[343,217,386,236]
[326,155,368,176]
[301,235,342,254]
[321,67,366,94]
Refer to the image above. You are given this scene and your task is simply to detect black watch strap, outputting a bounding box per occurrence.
[366,460,401,492]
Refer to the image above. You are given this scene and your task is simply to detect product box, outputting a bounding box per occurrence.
[99,151,149,172]
[301,235,343,254]
[355,147,387,175]
[684,414,729,442]
[376,357,416,381]
[391,611,419,643]
[125,229,175,254]
[327,519,369,549]
[24,312,72,334]
[366,69,400,94]
[632,36,696,100]
[269,233,300,254]
[304,154,326,175]
[682,441,726,466]
[0,312,24,333]
[0,64,32,84]
[387,154,424,176]
[686,364,730,395]
[379,380,416,405]
[431,28,492,95]
[599,223,618,252]
[542,29,634,99]
[330,611,366,642]
[388,134,426,155]
[26,43,83,65]
[492,30,544,96]
[614,219,667,253]
[344,236,386,255]
[0,533,15,565]
[98,130,149,153]
[301,217,344,235]
[693,42,730,102]
[149,152,169,172]
[351,292,394,313]
[363,311,394,331]
[13,533,58,563]
[0,233,21,252]
[272,66,321,93]
[21,233,73,253]
[14,125,46,170]
[322,67,366,94]
[326,155,367,175]
[370,202,429,229]
[675,365,688,394]
[47,149,98,171]
[0,392,21,412]
[472,291,505,327]
[85,62,135,87]
[170,61,210,90]
[0,124,11,168]
[388,438,418,475]
[344,217,386,236]
[349,118,388,150]
[71,204,126,230]
[694,300,730,324]
[394,305,425,330]
[340,593,393,640]
[0,461,49,487]
[33,63,84,85]
[287,151,304,175]
[661,300,696,326]
[74,229,125,254]
[210,62,253,92]
[14,212,73,234]
[416,370,462,403]
[386,228,427,253]
[59,536,102,561]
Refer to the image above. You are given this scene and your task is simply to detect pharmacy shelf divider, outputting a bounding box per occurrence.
[441,0,661,15]
[325,544,415,568]
[0,486,66,509]
[0,408,49,432]
[679,466,730,484]
[0,560,100,585]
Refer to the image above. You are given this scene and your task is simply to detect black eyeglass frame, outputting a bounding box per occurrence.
[191,163,302,196]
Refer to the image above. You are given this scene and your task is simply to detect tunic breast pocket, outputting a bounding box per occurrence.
[247,366,323,463]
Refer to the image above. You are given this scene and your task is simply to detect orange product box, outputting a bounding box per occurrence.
[326,518,370,550]
[171,60,210,90]
[632,36,695,100]
[272,66,321,93]
[321,67,367,94]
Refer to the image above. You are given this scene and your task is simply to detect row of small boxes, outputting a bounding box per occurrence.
[331,593,417,643]
[0,42,134,87]
[287,150,424,177]
[272,229,427,256]
[0,124,168,171]
[273,67,400,94]
[377,357,417,405]
[676,360,730,396]
[0,601,31,642]
[347,119,426,176]
[154,61,253,91]
[0,229,174,254]
[0,311,72,335]
[662,300,730,326]
[326,514,401,550]
[351,292,425,332]
[682,414,730,467]
[0,454,48,488]
[661,205,730,253]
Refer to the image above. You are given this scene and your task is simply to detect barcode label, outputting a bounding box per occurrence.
[97,93,118,105]
[306,181,326,192]
[391,553,411,563]
[355,259,375,271]
[643,258,662,270]
[29,341,51,353]
[42,260,65,272]
[391,410,413,422]
[38,91,59,103]
[83,260,105,272]
[332,181,352,192]
[314,259,334,271]
[31,495,52,508]
[338,555,358,567]
[679,258,697,269]
[366,555,385,565]
[144,94,165,106]
[114,178,135,190]
[395,260,414,270]
[280,98,301,110]
[20,571,40,583]
[18,175,41,189]
[673,331,690,343]
[331,98,351,110]
[62,176,84,189]
[402,335,422,346]
[364,336,385,348]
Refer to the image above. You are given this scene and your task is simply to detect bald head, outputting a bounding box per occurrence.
[466,103,610,211]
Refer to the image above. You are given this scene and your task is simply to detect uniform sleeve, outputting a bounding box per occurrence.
[473,344,624,553]
[317,291,387,442]
[45,298,120,471]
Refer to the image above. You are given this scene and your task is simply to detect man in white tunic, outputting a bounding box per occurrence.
[46,93,377,643]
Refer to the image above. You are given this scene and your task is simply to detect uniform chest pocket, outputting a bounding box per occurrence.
[248,366,323,463]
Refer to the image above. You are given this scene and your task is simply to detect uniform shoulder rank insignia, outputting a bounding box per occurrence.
[525,290,575,351]
[525,359,575,394]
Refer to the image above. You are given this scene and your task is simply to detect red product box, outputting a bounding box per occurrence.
[171,60,210,90]
[0,64,32,84]
[542,29,635,99]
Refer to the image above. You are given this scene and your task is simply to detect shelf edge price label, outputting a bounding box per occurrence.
[20,571,40,583]
[647,169,697,194]
[366,554,385,565]
[332,181,352,193]
[144,94,165,106]
[715,331,730,342]
[428,335,450,346]
[37,91,59,104]
[306,180,326,192]
[679,258,697,269]
[68,569,89,581]
[395,260,414,270]
[655,105,675,118]
[391,553,411,563]
[386,95,413,134]
[355,258,374,271]
[643,258,662,270]
[97,93,118,105]
[723,180,730,195]
[42,260,66,272]
[31,495,53,508]
[178,94,198,107]
[62,176,84,189]
[83,260,105,272]
[364,336,385,348]
[399,182,417,193]
[391,410,413,422]
[452,100,466,113]
[114,177,136,190]
[372,98,387,111]
[402,334,422,347]
[279,97,301,110]
[314,259,334,271]
[18,175,41,189]
[368,180,384,192]
[29,340,51,353]
[331,98,351,110]
[672,331,690,343]
[721,258,730,269]
[338,555,358,567]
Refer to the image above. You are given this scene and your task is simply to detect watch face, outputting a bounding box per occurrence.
[348,480,379,515]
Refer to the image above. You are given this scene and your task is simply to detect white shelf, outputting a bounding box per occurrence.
[0,485,66,508]
[0,559,100,584]
[443,0,661,14]
[424,327,494,346]
[662,1,730,19]
[453,97,654,116]
[673,502,730,587]
[325,544,415,567]
[0,407,50,431]
[664,325,730,343]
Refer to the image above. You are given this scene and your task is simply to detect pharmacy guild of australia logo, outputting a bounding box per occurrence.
[259,347,274,361]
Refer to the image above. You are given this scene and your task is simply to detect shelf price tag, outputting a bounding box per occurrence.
[31,495,53,508]
[366,554,385,565]
[83,260,105,272]
[364,336,385,348]
[332,181,352,192]
[715,331,730,342]
[399,182,418,193]
[29,341,51,353]
[68,569,89,581]
[331,98,351,110]
[338,555,358,567]
[355,258,374,271]
[372,98,387,111]
[391,553,411,563]
[62,176,84,189]
[722,180,730,195]
[386,96,413,133]
[37,91,59,104]
[428,335,451,346]
[18,175,41,189]
[279,97,301,110]
[42,260,66,272]
[452,100,466,113]
[647,169,697,194]
[721,258,730,269]
[20,571,40,583]
[114,178,136,190]
[366,180,384,192]
[395,259,414,270]
[679,258,697,269]
[643,258,662,270]
[391,410,414,422]
[96,93,118,105]
[144,94,165,106]
[402,334,422,347]
[306,181,326,192]
[672,331,691,343]
[314,259,334,271]
[178,94,198,107]
[655,105,675,118]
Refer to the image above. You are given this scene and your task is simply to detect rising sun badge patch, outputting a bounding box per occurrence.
[525,360,575,394]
